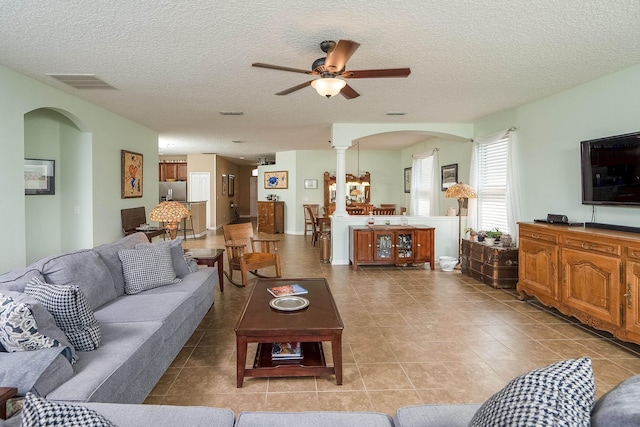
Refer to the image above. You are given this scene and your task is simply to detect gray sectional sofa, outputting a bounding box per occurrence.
[0,232,217,404]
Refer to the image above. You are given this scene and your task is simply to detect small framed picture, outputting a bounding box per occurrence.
[441,163,458,191]
[25,158,55,195]
[228,174,235,197]
[404,167,411,193]
[264,171,288,189]
[304,179,318,189]
[121,150,143,198]
[221,174,227,196]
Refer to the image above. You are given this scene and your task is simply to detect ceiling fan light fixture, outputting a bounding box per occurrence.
[311,77,346,98]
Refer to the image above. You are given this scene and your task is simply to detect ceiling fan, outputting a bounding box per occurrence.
[252,39,411,99]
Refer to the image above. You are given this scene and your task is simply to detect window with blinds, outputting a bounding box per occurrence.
[477,136,509,233]
[414,155,434,216]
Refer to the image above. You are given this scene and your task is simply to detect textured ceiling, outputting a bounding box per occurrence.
[1,0,639,165]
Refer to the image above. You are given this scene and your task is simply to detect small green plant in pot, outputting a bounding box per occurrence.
[485,228,503,241]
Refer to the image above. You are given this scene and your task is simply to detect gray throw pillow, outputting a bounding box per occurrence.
[0,293,62,353]
[25,278,101,352]
[135,237,191,278]
[468,357,595,427]
[22,392,116,427]
[118,245,181,294]
[591,374,640,426]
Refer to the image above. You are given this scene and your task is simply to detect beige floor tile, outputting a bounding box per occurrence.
[146,226,640,415]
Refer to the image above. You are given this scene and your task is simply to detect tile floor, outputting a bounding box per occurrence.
[144,224,640,416]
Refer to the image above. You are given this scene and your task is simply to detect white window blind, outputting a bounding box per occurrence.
[413,155,434,216]
[478,136,509,233]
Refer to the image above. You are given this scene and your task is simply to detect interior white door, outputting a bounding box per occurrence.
[189,172,211,228]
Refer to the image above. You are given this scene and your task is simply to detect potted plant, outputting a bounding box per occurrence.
[476,230,486,242]
[485,228,503,241]
[464,228,476,241]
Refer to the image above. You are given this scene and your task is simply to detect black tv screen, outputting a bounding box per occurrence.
[581,132,640,206]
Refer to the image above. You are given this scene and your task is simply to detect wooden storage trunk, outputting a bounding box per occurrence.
[461,239,519,289]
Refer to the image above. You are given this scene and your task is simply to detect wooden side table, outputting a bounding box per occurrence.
[184,248,225,292]
[0,387,17,420]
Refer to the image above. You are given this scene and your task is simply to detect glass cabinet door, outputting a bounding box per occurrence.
[396,232,414,260]
[374,231,394,261]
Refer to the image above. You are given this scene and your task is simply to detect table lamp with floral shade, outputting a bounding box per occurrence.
[149,201,190,240]
[444,182,477,268]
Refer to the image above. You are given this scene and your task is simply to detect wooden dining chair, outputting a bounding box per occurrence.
[222,222,282,287]
[373,207,396,215]
[302,204,319,240]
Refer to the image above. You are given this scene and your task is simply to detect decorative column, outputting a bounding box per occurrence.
[333,146,348,217]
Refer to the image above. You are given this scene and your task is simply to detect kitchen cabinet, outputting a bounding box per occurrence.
[159,162,187,181]
[517,222,640,345]
[257,201,284,234]
[349,225,434,270]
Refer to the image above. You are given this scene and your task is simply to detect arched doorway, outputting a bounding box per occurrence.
[24,108,92,263]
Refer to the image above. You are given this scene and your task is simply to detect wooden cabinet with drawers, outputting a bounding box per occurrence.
[518,222,640,345]
[257,201,284,234]
[349,225,434,270]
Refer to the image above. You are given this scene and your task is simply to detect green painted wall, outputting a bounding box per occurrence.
[0,65,159,272]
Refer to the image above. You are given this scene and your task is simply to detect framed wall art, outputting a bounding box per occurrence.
[404,167,411,193]
[441,163,458,191]
[24,158,55,195]
[304,179,318,189]
[221,174,227,196]
[228,174,235,197]
[121,150,143,198]
[264,171,288,189]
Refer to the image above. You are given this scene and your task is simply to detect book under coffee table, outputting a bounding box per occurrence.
[235,278,344,388]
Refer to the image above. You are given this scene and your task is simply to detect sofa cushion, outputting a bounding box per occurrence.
[0,348,74,397]
[591,373,640,426]
[31,250,117,311]
[1,290,76,363]
[93,233,150,296]
[135,237,191,278]
[468,357,595,427]
[93,292,194,342]
[25,278,101,352]
[79,403,235,427]
[46,321,164,402]
[0,293,62,353]
[235,411,395,427]
[22,392,116,426]
[394,404,481,427]
[118,245,181,294]
[0,268,44,293]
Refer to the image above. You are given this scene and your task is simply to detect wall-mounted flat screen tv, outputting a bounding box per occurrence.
[581,131,640,206]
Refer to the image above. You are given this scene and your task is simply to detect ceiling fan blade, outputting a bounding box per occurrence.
[324,40,360,73]
[340,84,359,99]
[342,68,411,79]
[252,63,314,75]
[275,80,313,95]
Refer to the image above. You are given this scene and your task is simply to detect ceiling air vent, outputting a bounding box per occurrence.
[386,111,406,116]
[219,111,244,116]
[46,74,116,89]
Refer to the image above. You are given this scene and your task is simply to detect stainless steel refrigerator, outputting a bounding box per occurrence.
[159,181,187,202]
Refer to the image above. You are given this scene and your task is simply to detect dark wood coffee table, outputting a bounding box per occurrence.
[184,248,225,292]
[235,278,344,388]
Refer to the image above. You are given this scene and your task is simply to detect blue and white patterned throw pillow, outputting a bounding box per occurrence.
[22,392,116,427]
[25,278,101,352]
[118,245,181,294]
[469,357,595,427]
[0,293,62,352]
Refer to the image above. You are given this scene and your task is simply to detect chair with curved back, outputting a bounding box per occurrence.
[302,204,319,240]
[222,222,282,287]
[346,207,365,215]
[373,207,396,215]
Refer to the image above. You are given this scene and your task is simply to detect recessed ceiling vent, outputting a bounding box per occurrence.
[386,111,406,116]
[219,111,244,116]
[46,74,116,89]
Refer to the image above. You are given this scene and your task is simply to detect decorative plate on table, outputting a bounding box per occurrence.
[269,296,310,312]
